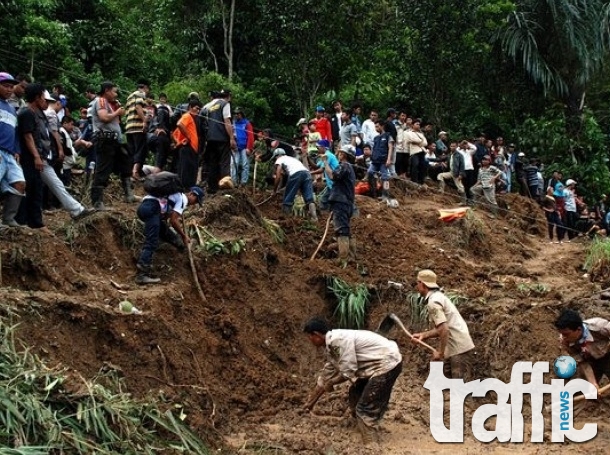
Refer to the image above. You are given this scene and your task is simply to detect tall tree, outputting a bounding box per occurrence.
[498,0,610,153]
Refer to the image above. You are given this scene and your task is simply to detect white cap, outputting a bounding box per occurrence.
[43,90,55,102]
[518,152,525,157]
[566,179,577,186]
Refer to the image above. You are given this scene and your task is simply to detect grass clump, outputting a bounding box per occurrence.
[405,290,467,327]
[327,277,369,329]
[0,311,209,454]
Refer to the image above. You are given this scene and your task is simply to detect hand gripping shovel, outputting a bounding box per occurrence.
[378,313,436,353]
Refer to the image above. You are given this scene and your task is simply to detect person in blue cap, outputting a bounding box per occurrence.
[135,186,204,284]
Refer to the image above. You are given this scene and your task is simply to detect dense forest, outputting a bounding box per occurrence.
[3,0,610,197]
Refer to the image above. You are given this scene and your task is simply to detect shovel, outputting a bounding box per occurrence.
[378,313,436,353]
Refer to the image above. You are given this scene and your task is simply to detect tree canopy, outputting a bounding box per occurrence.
[2,0,610,196]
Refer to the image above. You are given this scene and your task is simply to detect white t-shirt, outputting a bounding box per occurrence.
[457,143,476,170]
[361,119,378,146]
[275,155,307,175]
[142,192,188,215]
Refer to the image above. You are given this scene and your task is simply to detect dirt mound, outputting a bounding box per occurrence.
[1,183,608,454]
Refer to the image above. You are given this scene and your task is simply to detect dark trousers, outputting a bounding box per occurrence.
[92,138,132,188]
[409,152,427,184]
[348,361,402,425]
[546,210,565,241]
[566,210,579,240]
[136,199,179,267]
[331,201,354,236]
[177,145,198,189]
[16,158,44,228]
[128,132,148,165]
[149,134,171,169]
[464,169,477,201]
[395,153,409,176]
[204,140,231,193]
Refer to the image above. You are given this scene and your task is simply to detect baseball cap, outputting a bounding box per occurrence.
[417,270,439,288]
[566,179,577,186]
[42,90,55,102]
[315,105,325,112]
[438,131,448,136]
[296,117,307,127]
[188,91,200,100]
[316,139,330,149]
[272,148,286,158]
[218,88,231,97]
[0,72,18,85]
[518,152,525,157]
[189,186,205,206]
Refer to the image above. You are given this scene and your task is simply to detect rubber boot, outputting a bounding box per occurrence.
[381,180,390,201]
[2,193,23,227]
[308,202,318,222]
[135,264,161,285]
[356,417,375,445]
[348,237,357,261]
[367,174,377,198]
[122,178,141,203]
[91,186,106,210]
[337,236,350,263]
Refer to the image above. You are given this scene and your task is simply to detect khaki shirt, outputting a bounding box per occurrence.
[567,318,610,361]
[426,290,475,358]
[317,330,402,388]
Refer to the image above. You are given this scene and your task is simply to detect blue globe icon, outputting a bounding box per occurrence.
[554,355,577,379]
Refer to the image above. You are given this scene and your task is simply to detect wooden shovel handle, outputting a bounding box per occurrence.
[389,314,437,353]
[573,382,610,402]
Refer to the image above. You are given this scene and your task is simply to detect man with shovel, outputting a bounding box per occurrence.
[302,317,402,444]
[412,269,475,379]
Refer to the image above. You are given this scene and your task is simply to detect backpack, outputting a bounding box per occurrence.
[143,172,184,197]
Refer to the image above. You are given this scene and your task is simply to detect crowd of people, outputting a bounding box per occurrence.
[1,71,607,256]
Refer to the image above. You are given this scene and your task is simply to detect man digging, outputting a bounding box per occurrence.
[411,269,475,379]
[302,317,402,444]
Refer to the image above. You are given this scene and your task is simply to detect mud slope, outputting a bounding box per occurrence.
[1,180,607,454]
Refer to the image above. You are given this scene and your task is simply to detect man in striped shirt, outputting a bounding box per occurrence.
[125,79,150,189]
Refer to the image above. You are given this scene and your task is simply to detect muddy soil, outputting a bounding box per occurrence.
[2,176,609,454]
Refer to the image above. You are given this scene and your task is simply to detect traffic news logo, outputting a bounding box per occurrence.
[424,360,598,442]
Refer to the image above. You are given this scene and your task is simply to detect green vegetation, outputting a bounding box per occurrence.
[2,1,610,196]
[0,309,209,453]
[327,277,369,329]
[584,237,610,273]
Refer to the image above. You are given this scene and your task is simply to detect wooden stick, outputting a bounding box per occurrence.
[310,213,333,261]
[183,217,208,303]
[573,383,610,402]
[252,160,258,194]
[187,241,208,303]
[390,313,437,352]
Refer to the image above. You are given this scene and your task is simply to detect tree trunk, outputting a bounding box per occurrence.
[564,85,586,162]
[221,0,236,81]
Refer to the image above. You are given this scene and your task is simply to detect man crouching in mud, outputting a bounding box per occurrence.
[302,317,402,444]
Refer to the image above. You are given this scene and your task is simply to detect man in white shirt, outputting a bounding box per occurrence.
[412,270,475,379]
[303,318,403,444]
[135,184,204,285]
[272,149,317,221]
[361,110,379,147]
[457,140,477,204]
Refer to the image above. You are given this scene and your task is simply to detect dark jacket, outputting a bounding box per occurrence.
[450,151,466,179]
[329,161,356,204]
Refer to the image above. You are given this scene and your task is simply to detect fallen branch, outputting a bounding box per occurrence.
[310,213,333,261]
[187,242,208,303]
[573,383,610,403]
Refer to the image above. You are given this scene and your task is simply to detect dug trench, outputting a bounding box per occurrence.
[2,183,610,454]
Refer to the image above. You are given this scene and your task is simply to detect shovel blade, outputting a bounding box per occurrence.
[377,314,396,335]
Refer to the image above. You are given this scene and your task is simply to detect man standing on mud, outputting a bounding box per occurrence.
[555,309,610,392]
[303,317,402,444]
[412,269,475,379]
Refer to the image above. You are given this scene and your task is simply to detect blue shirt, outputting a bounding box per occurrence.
[0,99,19,154]
[316,150,339,189]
